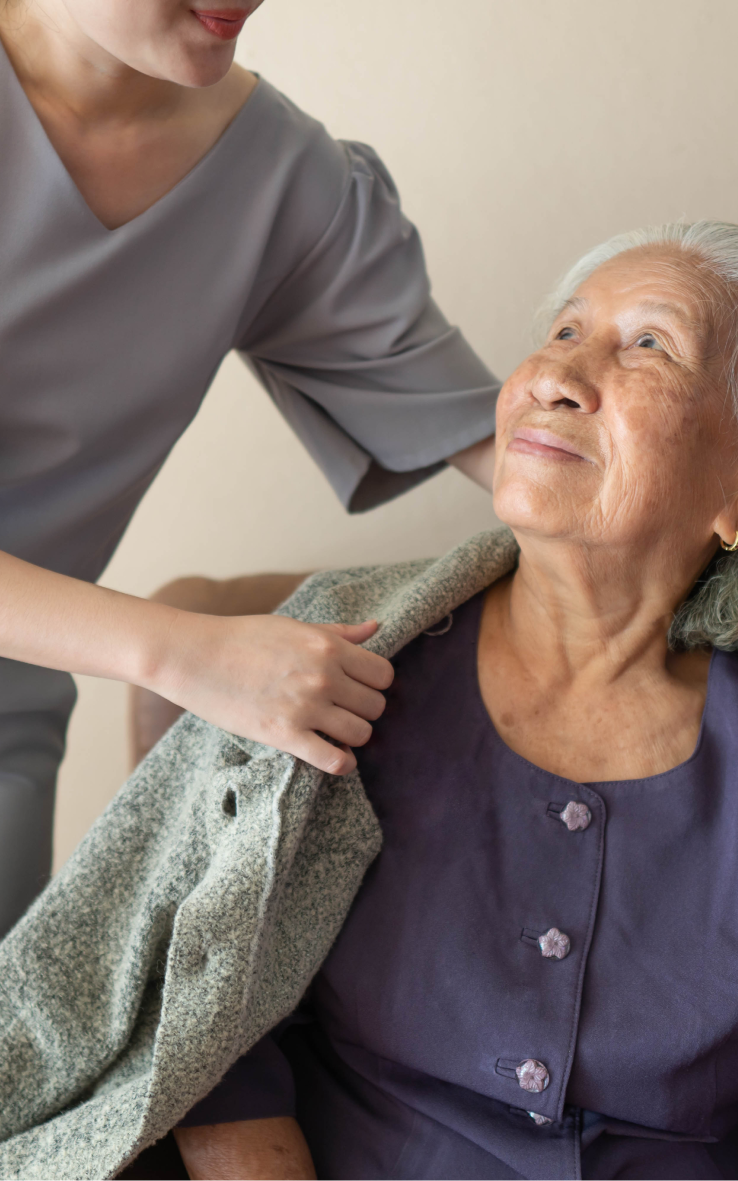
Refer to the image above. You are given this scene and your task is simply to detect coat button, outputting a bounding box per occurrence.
[560,801,592,831]
[538,928,571,960]
[516,1059,550,1093]
[528,1111,553,1126]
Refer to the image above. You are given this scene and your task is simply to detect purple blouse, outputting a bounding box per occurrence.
[178,591,738,1180]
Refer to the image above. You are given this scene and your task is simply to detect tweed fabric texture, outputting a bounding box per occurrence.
[0,526,518,1180]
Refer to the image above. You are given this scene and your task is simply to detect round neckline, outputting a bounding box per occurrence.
[0,33,266,235]
[463,590,717,790]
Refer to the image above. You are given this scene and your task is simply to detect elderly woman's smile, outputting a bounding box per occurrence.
[494,247,738,573]
[507,426,592,462]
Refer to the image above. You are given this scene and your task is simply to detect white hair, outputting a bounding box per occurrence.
[535,220,738,651]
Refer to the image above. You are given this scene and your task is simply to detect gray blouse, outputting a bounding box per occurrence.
[0,43,499,934]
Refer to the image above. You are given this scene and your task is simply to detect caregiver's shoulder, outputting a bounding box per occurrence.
[241,78,397,259]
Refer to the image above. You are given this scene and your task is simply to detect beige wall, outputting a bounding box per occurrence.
[53,0,738,867]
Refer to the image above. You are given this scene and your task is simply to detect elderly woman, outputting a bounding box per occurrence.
[2,220,738,1181]
[166,219,738,1181]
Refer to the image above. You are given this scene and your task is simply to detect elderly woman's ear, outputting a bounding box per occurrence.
[714,512,738,553]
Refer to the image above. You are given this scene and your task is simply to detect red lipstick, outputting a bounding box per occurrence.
[192,7,250,39]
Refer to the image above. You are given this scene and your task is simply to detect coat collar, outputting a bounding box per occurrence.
[286,526,520,661]
[366,526,519,660]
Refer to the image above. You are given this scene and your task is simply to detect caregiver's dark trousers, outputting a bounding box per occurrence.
[0,661,75,937]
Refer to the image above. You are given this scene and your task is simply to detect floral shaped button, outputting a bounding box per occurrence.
[560,801,592,831]
[538,928,571,960]
[516,1059,550,1093]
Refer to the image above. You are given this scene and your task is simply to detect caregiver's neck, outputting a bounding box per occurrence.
[0,0,257,228]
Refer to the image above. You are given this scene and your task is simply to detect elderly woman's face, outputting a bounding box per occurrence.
[493,247,738,561]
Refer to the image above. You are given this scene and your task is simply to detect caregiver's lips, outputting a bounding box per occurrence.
[192,7,251,39]
[508,427,589,462]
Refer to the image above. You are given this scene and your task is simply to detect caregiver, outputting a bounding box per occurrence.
[0,0,498,937]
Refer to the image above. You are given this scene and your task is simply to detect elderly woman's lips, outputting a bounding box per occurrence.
[192,8,250,38]
[508,429,587,461]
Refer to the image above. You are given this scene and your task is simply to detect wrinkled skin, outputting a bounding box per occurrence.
[173,1117,316,1181]
[493,246,738,568]
[479,244,738,784]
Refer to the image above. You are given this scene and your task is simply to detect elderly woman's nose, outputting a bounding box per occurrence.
[530,360,600,413]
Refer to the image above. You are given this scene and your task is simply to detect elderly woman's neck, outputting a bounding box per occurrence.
[477,543,713,781]
[510,543,680,675]
[501,542,700,679]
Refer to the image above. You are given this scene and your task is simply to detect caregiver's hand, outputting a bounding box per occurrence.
[153,611,392,774]
[130,571,311,766]
[0,549,392,776]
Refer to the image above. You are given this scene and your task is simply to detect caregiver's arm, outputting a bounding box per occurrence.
[129,438,498,766]
[0,549,392,774]
[449,432,496,492]
[174,1117,315,1181]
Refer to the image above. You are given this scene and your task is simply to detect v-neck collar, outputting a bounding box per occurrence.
[0,33,265,236]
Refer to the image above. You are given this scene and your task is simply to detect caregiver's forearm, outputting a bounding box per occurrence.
[0,547,187,685]
[449,431,496,492]
[173,1117,316,1181]
[0,550,394,775]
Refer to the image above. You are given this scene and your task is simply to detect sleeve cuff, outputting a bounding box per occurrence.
[177,1034,296,1126]
[242,354,497,513]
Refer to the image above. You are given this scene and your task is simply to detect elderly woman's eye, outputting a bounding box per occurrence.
[554,327,576,341]
[635,333,662,350]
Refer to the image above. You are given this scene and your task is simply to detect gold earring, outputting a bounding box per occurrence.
[721,531,738,551]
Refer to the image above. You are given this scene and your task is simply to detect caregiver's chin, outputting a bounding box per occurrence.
[2,0,266,88]
[480,243,738,785]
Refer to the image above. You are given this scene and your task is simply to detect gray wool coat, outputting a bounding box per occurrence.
[0,526,518,1181]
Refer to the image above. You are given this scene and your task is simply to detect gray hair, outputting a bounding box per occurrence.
[536,220,738,651]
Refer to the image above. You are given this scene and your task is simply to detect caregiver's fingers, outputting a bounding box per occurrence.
[331,675,388,723]
[319,705,374,750]
[319,622,395,691]
[270,700,376,776]
[289,732,358,776]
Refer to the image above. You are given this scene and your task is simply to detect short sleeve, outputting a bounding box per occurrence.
[177,1034,295,1126]
[237,141,500,512]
